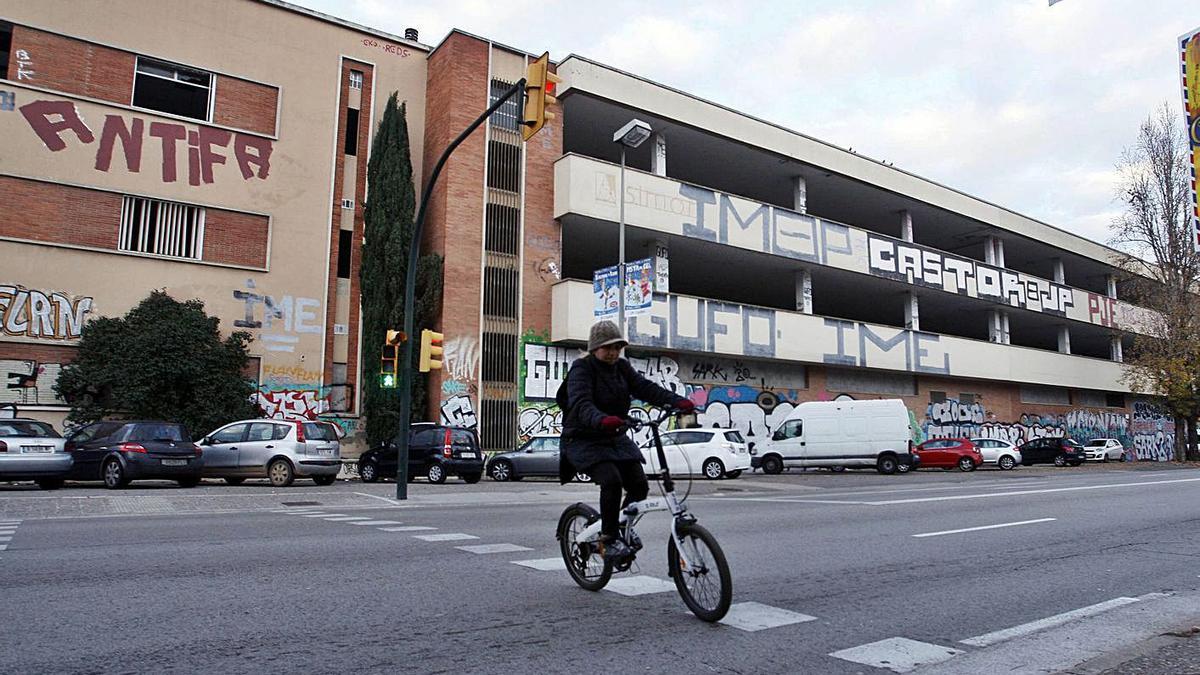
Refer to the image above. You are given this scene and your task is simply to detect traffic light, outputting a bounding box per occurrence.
[418,329,444,372]
[522,52,562,142]
[380,329,404,388]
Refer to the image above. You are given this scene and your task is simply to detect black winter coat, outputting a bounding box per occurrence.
[558,355,683,483]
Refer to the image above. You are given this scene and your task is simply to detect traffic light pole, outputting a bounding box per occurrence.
[395,78,527,500]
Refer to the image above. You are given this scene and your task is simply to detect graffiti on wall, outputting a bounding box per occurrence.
[1131,401,1175,461]
[233,279,321,352]
[823,319,951,374]
[19,99,273,185]
[1,285,95,342]
[14,49,34,81]
[0,90,14,112]
[443,336,480,382]
[255,389,328,419]
[0,359,65,405]
[440,394,478,429]
[626,295,777,357]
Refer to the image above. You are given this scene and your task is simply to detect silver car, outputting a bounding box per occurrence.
[197,419,341,487]
[0,418,72,489]
[969,437,1023,470]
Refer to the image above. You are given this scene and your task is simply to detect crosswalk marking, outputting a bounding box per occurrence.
[0,537,11,542]
[378,526,435,532]
[413,533,478,542]
[960,597,1143,647]
[350,520,403,526]
[602,576,676,596]
[718,602,817,632]
[829,637,963,673]
[512,558,564,571]
[456,543,533,554]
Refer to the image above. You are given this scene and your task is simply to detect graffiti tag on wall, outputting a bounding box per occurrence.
[0,359,64,405]
[1,285,94,342]
[823,319,950,374]
[14,49,34,81]
[1132,401,1175,461]
[440,394,478,429]
[233,280,321,353]
[255,389,328,419]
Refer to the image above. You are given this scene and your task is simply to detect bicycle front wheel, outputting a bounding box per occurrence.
[667,522,732,622]
[557,503,613,591]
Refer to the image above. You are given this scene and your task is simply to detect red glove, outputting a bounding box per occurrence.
[674,399,695,413]
[600,416,625,433]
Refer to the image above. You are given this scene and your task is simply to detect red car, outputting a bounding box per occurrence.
[913,438,983,472]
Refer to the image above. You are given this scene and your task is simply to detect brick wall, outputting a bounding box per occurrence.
[11,25,134,105]
[213,75,279,136]
[0,175,268,268]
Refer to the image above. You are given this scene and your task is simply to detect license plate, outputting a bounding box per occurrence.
[161,459,188,466]
[21,446,53,453]
[318,448,335,456]
[459,452,477,459]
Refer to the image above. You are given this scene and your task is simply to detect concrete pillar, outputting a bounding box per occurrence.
[796,269,813,314]
[1052,258,1065,284]
[985,236,997,265]
[793,176,807,214]
[1106,274,1117,299]
[990,310,1010,344]
[1002,312,1010,344]
[651,134,667,177]
[905,292,919,331]
[1058,325,1071,354]
[900,210,914,242]
[1111,336,1124,362]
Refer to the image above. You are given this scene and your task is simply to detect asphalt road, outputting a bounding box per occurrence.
[3,463,1199,674]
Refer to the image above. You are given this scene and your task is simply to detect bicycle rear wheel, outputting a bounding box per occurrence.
[557,503,613,591]
[668,522,732,622]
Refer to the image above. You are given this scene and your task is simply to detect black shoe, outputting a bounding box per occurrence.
[602,537,632,562]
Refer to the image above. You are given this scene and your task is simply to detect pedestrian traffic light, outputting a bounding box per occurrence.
[419,329,444,372]
[380,329,404,388]
[522,52,562,142]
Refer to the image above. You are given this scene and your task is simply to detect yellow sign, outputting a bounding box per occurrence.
[1183,27,1200,251]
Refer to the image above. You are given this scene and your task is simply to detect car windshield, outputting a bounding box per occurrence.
[0,421,61,438]
[1085,440,1110,447]
[724,431,745,443]
[129,424,188,442]
[449,430,477,447]
[302,422,338,441]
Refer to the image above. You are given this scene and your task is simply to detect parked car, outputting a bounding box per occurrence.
[969,437,1023,470]
[912,438,983,472]
[1017,437,1085,466]
[640,428,752,479]
[1083,438,1126,462]
[65,421,202,489]
[196,419,341,487]
[0,419,72,489]
[358,423,483,484]
[485,435,590,482]
[751,399,917,475]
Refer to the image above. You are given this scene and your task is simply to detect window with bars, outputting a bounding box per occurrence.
[119,196,205,259]
[483,267,519,318]
[487,140,521,192]
[481,332,517,382]
[485,203,520,255]
[488,78,521,132]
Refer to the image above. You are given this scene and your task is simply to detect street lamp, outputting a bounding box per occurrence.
[613,119,652,328]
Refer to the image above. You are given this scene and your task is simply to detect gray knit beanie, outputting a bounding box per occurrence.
[588,320,627,352]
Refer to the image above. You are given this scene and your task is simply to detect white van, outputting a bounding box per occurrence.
[750,399,917,475]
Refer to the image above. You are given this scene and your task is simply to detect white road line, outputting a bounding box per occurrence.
[868,477,1200,505]
[0,537,11,542]
[511,557,563,571]
[830,637,964,673]
[301,513,335,518]
[960,597,1143,647]
[350,520,403,526]
[718,602,817,632]
[378,526,435,532]
[603,576,676,596]
[321,516,371,522]
[353,491,402,505]
[913,518,1056,538]
[455,543,533,554]
[0,544,7,551]
[413,533,477,542]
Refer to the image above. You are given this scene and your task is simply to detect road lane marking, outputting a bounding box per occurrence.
[603,576,676,596]
[413,533,477,542]
[301,513,336,517]
[456,543,533,554]
[353,491,401,505]
[378,526,435,532]
[830,637,963,673]
[320,516,371,521]
[960,596,1143,647]
[0,537,11,542]
[868,477,1200,505]
[512,557,563,571]
[913,518,1056,538]
[350,520,403,526]
[718,602,817,632]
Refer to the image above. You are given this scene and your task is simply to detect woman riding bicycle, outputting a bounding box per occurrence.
[558,320,693,561]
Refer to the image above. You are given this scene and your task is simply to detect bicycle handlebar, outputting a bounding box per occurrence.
[622,406,686,431]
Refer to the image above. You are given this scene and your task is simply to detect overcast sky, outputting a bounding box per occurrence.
[296,0,1198,248]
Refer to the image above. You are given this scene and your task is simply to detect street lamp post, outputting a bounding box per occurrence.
[612,119,652,329]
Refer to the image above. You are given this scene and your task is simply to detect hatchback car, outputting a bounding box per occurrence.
[969,437,1023,470]
[1083,438,1126,462]
[65,421,202,488]
[485,435,590,482]
[912,438,983,471]
[0,419,72,489]
[1018,437,1085,466]
[358,424,483,484]
[197,419,341,487]
[639,428,751,479]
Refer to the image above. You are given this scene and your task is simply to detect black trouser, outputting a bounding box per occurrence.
[590,459,649,538]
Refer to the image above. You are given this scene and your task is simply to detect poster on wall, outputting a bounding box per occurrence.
[624,258,654,317]
[593,265,619,319]
[653,242,670,294]
[1183,26,1200,252]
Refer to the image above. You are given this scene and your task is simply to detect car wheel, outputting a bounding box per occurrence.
[358,460,379,483]
[268,459,295,487]
[37,478,64,490]
[489,459,514,482]
[998,455,1016,470]
[1102,454,1109,463]
[224,477,246,485]
[462,473,481,484]
[312,475,336,486]
[725,470,742,479]
[574,472,592,483]
[427,463,447,484]
[1119,453,1128,463]
[1053,454,1066,467]
[761,455,783,475]
[103,459,129,489]
[703,458,725,479]
[897,461,912,473]
[177,477,201,488]
[957,456,975,472]
[877,455,898,475]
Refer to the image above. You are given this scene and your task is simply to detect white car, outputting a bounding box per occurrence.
[640,428,751,479]
[969,438,1022,470]
[1083,438,1126,462]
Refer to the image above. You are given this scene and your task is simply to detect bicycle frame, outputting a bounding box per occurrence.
[572,409,700,571]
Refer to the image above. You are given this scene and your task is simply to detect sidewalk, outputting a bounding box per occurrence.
[1061,623,1200,675]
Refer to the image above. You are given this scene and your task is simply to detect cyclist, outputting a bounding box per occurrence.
[558,320,693,561]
